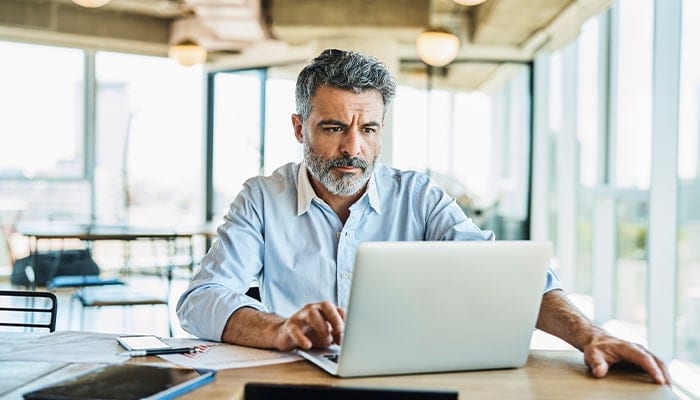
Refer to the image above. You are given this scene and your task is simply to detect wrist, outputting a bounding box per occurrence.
[578,326,609,351]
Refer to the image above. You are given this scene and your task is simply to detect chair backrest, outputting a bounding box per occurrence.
[0,290,58,332]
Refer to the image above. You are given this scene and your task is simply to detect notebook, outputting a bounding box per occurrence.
[297,240,553,378]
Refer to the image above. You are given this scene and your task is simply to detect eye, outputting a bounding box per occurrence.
[324,126,344,133]
[361,127,377,135]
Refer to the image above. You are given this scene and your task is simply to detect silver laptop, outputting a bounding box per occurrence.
[297,240,553,377]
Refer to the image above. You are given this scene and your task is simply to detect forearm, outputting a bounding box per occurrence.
[535,289,606,352]
[221,307,285,349]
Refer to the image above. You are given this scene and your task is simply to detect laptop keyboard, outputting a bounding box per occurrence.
[323,354,339,363]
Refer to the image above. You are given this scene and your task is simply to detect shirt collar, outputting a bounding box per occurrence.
[297,161,316,216]
[296,161,382,216]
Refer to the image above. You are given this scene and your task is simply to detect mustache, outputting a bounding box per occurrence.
[328,156,369,169]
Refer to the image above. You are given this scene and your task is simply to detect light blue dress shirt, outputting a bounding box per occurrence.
[176,162,561,341]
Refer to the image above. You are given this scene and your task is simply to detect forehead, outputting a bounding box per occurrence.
[310,86,384,119]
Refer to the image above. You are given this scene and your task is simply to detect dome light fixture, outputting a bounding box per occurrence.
[168,40,207,67]
[71,0,112,8]
[453,0,488,6]
[416,28,460,67]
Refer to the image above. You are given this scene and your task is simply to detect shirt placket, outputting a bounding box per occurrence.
[336,228,355,308]
[336,206,365,308]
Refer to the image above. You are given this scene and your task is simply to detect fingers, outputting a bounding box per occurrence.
[585,349,610,378]
[279,302,346,350]
[616,343,668,385]
[653,353,672,386]
[584,339,670,385]
[636,350,669,385]
[333,306,346,345]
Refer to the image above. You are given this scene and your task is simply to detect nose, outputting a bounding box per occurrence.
[340,129,362,157]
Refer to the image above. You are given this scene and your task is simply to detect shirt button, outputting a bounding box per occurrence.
[342,272,351,280]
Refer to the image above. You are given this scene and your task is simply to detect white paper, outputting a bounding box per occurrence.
[0,330,129,364]
[157,338,301,370]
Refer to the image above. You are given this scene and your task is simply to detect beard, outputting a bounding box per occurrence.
[303,140,376,196]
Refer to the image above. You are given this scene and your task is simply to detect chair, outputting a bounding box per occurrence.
[67,246,174,335]
[0,290,58,332]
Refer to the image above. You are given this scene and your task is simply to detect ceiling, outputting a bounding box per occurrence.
[0,0,612,90]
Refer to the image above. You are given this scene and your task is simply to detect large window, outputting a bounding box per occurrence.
[264,65,304,175]
[392,85,429,171]
[94,52,204,227]
[574,17,601,295]
[0,41,89,226]
[0,41,205,268]
[0,41,85,180]
[676,0,700,368]
[613,0,654,330]
[209,70,264,221]
[392,65,529,238]
[536,0,700,389]
[0,41,204,227]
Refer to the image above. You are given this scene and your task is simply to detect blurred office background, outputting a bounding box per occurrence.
[0,0,698,396]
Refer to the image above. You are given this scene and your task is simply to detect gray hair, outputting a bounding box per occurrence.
[295,49,397,122]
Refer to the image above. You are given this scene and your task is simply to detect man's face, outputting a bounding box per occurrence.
[292,86,383,197]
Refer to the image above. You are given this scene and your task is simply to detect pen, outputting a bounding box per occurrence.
[127,347,197,357]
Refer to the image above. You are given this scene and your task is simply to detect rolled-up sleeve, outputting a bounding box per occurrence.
[542,264,562,293]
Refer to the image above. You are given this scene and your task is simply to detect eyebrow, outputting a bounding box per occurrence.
[317,119,381,128]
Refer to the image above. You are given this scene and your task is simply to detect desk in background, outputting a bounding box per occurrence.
[16,222,200,290]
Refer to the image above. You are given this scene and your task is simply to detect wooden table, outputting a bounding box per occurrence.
[178,350,678,399]
[0,330,679,400]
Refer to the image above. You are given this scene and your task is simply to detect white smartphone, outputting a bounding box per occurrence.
[117,335,196,355]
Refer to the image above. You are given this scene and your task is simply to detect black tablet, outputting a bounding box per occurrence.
[22,364,215,400]
[244,382,458,400]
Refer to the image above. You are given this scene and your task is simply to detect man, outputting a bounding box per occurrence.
[177,49,670,385]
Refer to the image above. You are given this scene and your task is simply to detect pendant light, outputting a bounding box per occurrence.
[416,28,460,67]
[453,0,488,5]
[72,0,112,8]
[168,40,207,67]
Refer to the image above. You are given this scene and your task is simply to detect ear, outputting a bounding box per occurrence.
[291,114,304,144]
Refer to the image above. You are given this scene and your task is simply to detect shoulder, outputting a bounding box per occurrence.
[374,163,436,192]
[243,162,299,194]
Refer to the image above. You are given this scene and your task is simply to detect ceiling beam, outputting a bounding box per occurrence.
[0,0,171,53]
[470,0,575,46]
[270,0,430,28]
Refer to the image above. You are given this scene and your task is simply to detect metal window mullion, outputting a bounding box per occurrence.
[204,72,216,224]
[258,69,266,175]
[592,191,616,323]
[556,40,579,292]
[592,9,617,323]
[530,51,551,241]
[84,49,97,223]
[647,0,681,361]
[490,89,505,205]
